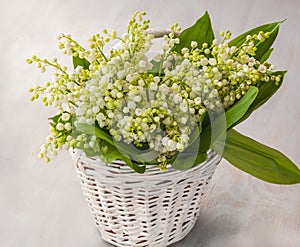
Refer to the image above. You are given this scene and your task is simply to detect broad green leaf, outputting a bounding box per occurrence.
[214,129,300,184]
[172,116,209,170]
[72,56,90,70]
[228,20,283,61]
[260,48,273,63]
[109,150,146,174]
[255,26,279,61]
[192,152,208,167]
[198,129,211,153]
[76,123,158,164]
[102,147,146,174]
[76,123,114,146]
[197,113,213,153]
[225,86,258,129]
[77,127,146,173]
[115,141,159,164]
[172,11,215,53]
[103,150,123,163]
[228,20,282,47]
[171,150,207,170]
[187,112,207,147]
[96,139,120,163]
[126,160,146,174]
[98,141,146,173]
[198,86,258,152]
[233,71,286,127]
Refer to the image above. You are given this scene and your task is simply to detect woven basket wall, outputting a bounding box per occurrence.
[70,149,221,247]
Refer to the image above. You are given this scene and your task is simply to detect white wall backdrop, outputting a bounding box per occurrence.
[1,0,300,246]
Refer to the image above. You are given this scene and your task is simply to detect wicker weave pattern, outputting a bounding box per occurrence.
[70,149,220,247]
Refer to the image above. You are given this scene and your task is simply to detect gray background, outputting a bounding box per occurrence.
[1,0,300,246]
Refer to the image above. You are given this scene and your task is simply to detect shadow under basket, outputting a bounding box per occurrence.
[70,149,221,247]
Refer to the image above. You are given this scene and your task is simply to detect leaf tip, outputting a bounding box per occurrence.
[280,18,287,24]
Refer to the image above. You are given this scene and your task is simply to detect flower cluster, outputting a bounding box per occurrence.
[27,12,281,169]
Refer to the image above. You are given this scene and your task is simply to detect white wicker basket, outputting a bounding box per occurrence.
[70,149,221,247]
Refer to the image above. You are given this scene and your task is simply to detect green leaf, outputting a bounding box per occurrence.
[192,152,208,167]
[77,124,146,173]
[102,147,146,174]
[108,150,146,174]
[260,48,273,63]
[76,123,114,146]
[214,129,300,184]
[126,159,146,174]
[187,112,207,147]
[225,86,258,129]
[76,123,156,166]
[172,114,209,170]
[228,20,283,61]
[198,86,258,153]
[114,141,159,164]
[72,56,90,70]
[198,129,211,154]
[255,27,279,61]
[172,11,215,53]
[197,113,213,153]
[171,151,207,170]
[103,150,123,163]
[233,71,286,126]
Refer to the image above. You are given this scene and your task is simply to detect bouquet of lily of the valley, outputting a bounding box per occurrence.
[27,11,300,184]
